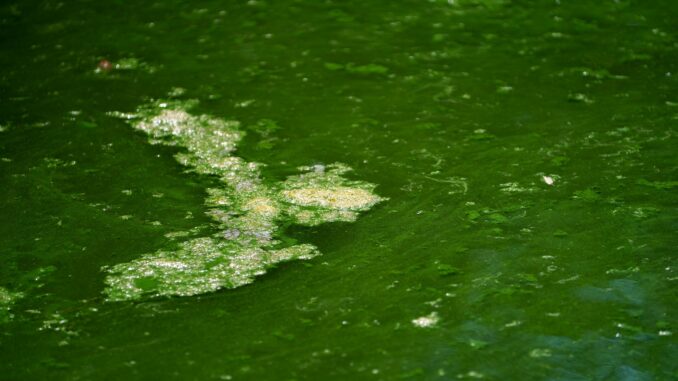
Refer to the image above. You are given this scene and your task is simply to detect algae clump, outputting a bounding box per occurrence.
[280,164,383,226]
[105,99,384,301]
[0,287,22,323]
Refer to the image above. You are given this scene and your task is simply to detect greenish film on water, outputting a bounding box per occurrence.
[0,0,676,380]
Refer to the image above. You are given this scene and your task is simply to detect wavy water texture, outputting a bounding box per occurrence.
[104,100,384,301]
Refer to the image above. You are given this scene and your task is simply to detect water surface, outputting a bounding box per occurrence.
[0,0,676,379]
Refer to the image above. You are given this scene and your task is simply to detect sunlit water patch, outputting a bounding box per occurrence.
[104,100,384,301]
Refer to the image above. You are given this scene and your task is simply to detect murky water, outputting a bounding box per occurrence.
[1,0,676,379]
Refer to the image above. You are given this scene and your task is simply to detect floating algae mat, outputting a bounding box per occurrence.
[105,100,384,300]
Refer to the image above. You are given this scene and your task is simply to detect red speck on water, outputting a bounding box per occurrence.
[98,59,113,72]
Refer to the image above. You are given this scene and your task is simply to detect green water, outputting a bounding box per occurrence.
[1,0,677,379]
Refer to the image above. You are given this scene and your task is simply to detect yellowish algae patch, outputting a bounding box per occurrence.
[0,287,22,323]
[280,163,383,226]
[104,238,317,300]
[283,187,377,209]
[105,99,384,301]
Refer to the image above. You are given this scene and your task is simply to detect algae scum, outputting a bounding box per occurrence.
[105,100,383,300]
[1,0,677,380]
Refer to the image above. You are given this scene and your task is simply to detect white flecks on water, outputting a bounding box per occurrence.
[104,99,384,301]
[412,312,439,328]
[0,287,22,322]
[542,175,555,185]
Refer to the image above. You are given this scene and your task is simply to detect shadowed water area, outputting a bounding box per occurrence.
[0,0,676,380]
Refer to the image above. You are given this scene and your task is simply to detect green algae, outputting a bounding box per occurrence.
[104,100,384,301]
[567,93,594,104]
[247,119,280,137]
[436,264,461,277]
[0,287,22,323]
[573,188,602,202]
[280,164,384,226]
[104,237,318,300]
[324,62,389,75]
[346,63,389,75]
[637,178,678,190]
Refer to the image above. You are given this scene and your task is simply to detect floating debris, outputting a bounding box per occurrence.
[97,59,113,72]
[105,99,384,300]
[95,57,157,74]
[542,176,554,185]
[412,312,440,328]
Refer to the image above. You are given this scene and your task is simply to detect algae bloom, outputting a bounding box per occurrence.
[104,99,384,301]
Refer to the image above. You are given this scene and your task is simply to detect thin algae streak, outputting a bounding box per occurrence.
[105,100,384,301]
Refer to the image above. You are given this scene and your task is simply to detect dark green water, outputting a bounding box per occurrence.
[1,0,677,379]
